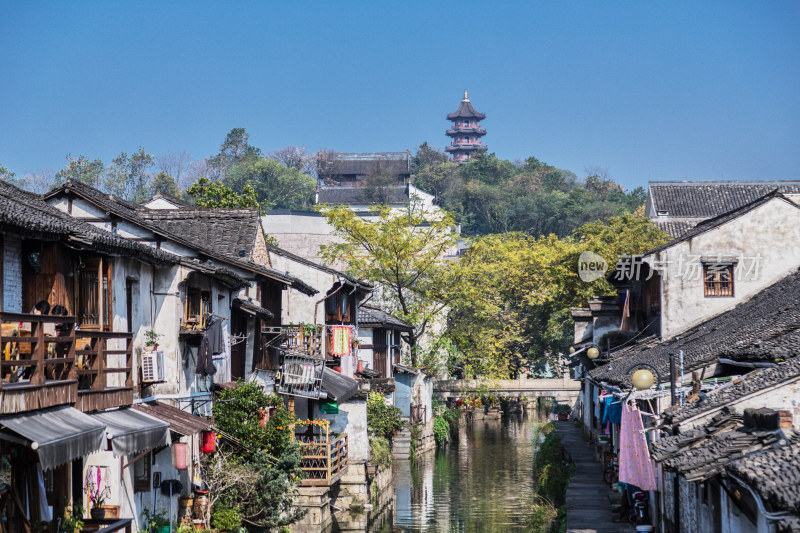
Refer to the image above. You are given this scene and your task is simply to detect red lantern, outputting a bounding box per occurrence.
[455,398,463,407]
[172,442,188,469]
[201,430,216,454]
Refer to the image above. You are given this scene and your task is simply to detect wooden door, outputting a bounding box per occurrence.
[230,309,247,380]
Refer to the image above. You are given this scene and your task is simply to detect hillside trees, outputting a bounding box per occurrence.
[411,145,645,237]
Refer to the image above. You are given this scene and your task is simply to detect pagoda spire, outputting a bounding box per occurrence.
[445,91,486,162]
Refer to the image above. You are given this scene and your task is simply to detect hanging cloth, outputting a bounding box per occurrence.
[330,326,352,357]
[618,403,657,490]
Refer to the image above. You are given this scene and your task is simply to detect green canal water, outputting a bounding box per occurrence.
[378,412,544,533]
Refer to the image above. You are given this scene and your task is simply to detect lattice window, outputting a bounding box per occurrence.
[703,264,734,297]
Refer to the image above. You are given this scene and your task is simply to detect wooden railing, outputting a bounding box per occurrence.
[82,518,133,533]
[76,331,133,412]
[297,431,349,487]
[0,312,78,413]
[0,312,133,414]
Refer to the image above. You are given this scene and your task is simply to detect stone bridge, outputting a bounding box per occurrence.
[434,373,581,405]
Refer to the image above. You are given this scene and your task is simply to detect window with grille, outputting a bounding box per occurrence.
[703,264,734,297]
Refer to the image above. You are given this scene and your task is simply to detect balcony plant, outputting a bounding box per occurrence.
[144,330,161,351]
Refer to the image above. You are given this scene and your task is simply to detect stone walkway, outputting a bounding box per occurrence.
[554,421,635,533]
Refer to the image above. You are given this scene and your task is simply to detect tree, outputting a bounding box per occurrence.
[319,200,458,365]
[210,381,304,529]
[54,155,105,188]
[151,171,180,197]
[156,150,193,190]
[206,128,261,181]
[225,157,316,210]
[186,177,259,209]
[361,158,402,205]
[312,149,341,184]
[268,145,315,175]
[444,212,670,378]
[411,142,448,173]
[412,161,461,206]
[104,148,154,202]
[0,165,28,190]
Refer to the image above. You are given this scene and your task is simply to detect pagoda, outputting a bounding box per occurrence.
[445,90,486,162]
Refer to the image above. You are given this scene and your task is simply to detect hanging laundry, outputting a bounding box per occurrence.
[603,395,623,425]
[330,326,352,356]
[618,403,657,491]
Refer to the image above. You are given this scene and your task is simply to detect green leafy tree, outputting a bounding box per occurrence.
[210,381,304,529]
[104,148,154,202]
[444,212,669,377]
[411,142,448,173]
[54,155,105,188]
[225,157,316,210]
[151,171,180,197]
[0,165,27,189]
[206,128,262,181]
[319,200,458,364]
[187,177,260,209]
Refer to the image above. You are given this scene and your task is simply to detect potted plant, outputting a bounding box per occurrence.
[60,500,85,533]
[89,487,110,519]
[211,505,242,533]
[144,329,161,351]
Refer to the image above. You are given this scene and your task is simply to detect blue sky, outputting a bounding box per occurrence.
[1,1,798,190]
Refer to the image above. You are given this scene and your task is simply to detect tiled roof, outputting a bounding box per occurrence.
[0,181,177,266]
[132,401,212,436]
[142,192,193,208]
[651,219,701,238]
[589,267,800,386]
[644,191,797,256]
[140,208,260,258]
[651,410,792,482]
[332,152,411,176]
[726,437,800,518]
[45,180,317,294]
[317,185,409,205]
[266,244,372,290]
[357,306,412,331]
[664,358,800,425]
[446,98,486,120]
[649,181,800,218]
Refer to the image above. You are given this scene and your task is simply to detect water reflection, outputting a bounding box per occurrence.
[382,412,539,533]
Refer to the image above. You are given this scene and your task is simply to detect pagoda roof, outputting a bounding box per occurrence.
[446,91,486,120]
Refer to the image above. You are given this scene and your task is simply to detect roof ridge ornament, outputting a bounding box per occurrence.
[463,89,469,102]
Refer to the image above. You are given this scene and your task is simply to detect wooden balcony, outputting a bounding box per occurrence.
[296,423,348,487]
[0,312,77,414]
[76,331,133,412]
[0,312,133,414]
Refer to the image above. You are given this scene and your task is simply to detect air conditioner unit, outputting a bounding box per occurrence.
[141,350,165,382]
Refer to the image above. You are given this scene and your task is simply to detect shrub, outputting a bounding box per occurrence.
[433,416,450,446]
[367,392,404,439]
[369,436,392,469]
[211,505,241,531]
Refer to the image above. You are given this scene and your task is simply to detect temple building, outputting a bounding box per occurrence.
[445,90,486,162]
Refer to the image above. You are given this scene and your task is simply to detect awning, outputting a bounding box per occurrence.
[0,406,106,470]
[233,297,274,320]
[132,401,212,436]
[322,367,359,403]
[90,408,170,455]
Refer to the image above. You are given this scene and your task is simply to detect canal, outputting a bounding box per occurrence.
[375,412,541,533]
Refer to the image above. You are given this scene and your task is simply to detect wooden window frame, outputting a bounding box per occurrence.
[185,288,212,329]
[703,263,734,298]
[77,257,113,330]
[133,451,151,493]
